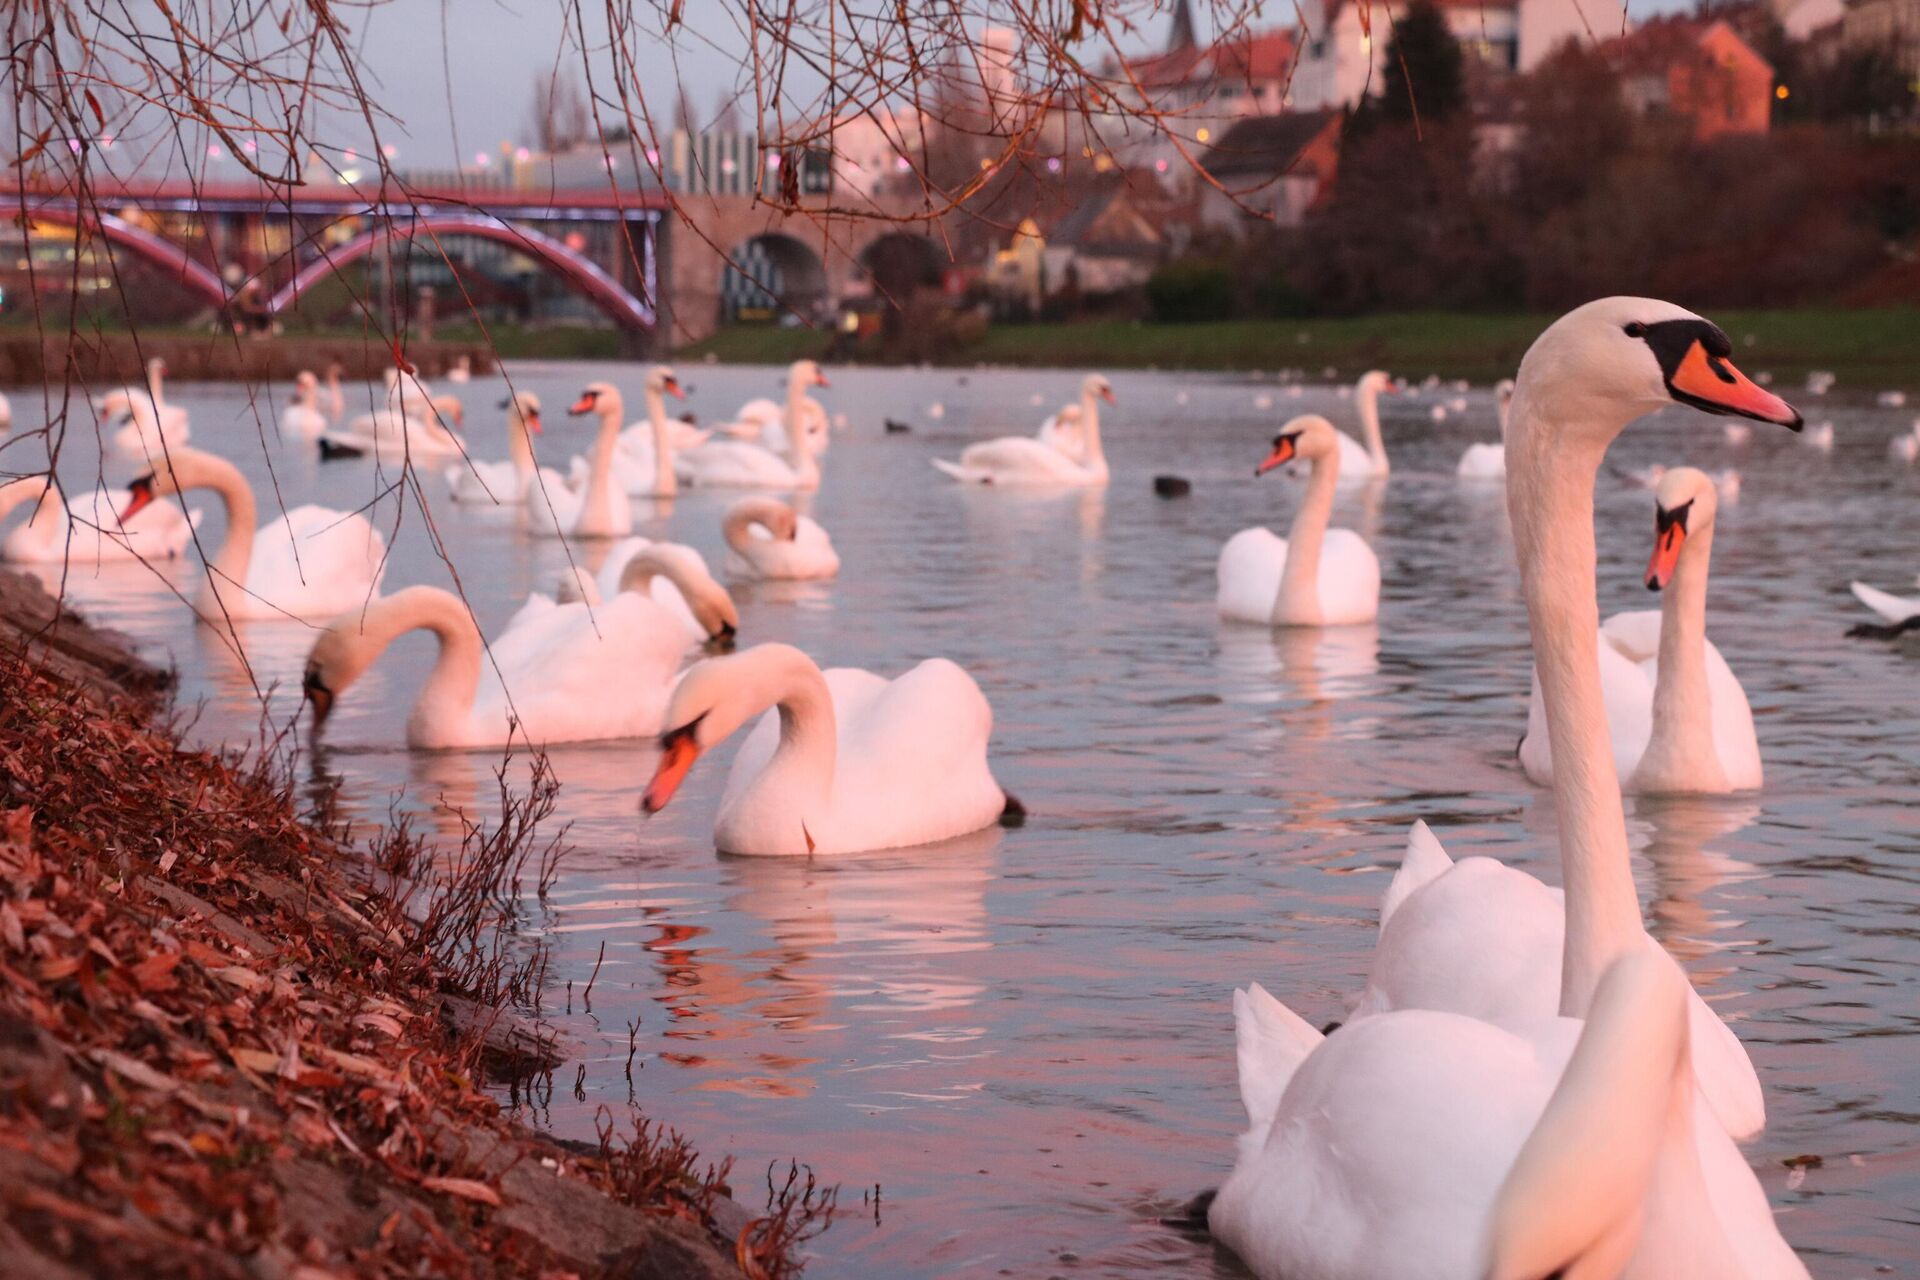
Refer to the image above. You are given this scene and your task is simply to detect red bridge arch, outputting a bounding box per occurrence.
[269,212,655,330]
[24,206,228,310]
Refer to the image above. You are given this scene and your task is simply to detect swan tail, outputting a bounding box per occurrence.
[998,791,1027,827]
[1380,820,1454,928]
[931,458,989,485]
[1484,937,1689,1280]
[1232,982,1323,1137]
[1850,581,1920,624]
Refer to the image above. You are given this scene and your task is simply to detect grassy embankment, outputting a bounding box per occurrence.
[680,309,1920,387]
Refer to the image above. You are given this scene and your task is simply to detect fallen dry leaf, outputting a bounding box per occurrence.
[420,1176,502,1207]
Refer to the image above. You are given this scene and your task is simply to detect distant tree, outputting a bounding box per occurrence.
[527,70,590,153]
[1504,44,1633,219]
[1380,2,1466,124]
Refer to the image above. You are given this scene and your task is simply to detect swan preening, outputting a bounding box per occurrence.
[722,497,839,581]
[302,546,736,749]
[1208,298,1806,1280]
[0,474,199,565]
[119,445,386,625]
[1217,415,1380,627]
[1521,466,1761,795]
[641,642,1016,856]
[933,373,1113,487]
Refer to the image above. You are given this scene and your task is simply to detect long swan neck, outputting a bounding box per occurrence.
[1640,524,1722,788]
[0,476,53,523]
[767,656,837,798]
[197,456,258,606]
[784,375,811,471]
[1359,380,1388,471]
[722,500,785,555]
[1507,402,1642,1019]
[1274,448,1340,623]
[1079,387,1107,472]
[647,385,678,495]
[363,587,484,732]
[508,409,534,474]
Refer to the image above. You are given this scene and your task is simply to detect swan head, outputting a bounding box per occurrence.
[498,391,543,434]
[569,381,622,419]
[295,370,318,391]
[1519,298,1801,439]
[642,643,812,814]
[1357,369,1395,398]
[791,359,830,391]
[616,543,739,645]
[119,445,214,519]
[553,564,601,606]
[1254,415,1337,477]
[646,366,687,401]
[1644,466,1718,591]
[1082,373,1116,405]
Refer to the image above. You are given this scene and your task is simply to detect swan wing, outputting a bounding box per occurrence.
[676,440,798,488]
[940,436,1088,485]
[246,506,386,619]
[1332,429,1376,479]
[1231,983,1323,1143]
[1518,636,1651,786]
[1216,527,1288,624]
[1851,580,1920,623]
[1456,442,1505,478]
[478,594,686,744]
[1316,529,1381,626]
[828,658,1004,850]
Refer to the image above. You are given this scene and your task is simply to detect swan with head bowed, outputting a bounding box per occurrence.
[722,497,839,581]
[932,373,1114,487]
[568,367,689,498]
[1217,416,1380,627]
[279,371,329,442]
[640,643,1019,856]
[1519,466,1761,794]
[445,393,543,505]
[1456,378,1513,479]
[1331,368,1393,480]
[0,475,199,565]
[1207,298,1807,1280]
[720,360,830,456]
[119,446,386,625]
[301,547,737,749]
[676,362,831,490]
[528,382,634,539]
[99,357,191,460]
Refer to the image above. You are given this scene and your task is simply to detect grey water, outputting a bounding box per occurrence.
[6,359,1916,1278]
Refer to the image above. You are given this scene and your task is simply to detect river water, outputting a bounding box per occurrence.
[6,359,1916,1277]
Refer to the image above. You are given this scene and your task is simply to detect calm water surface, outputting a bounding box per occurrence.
[7,360,1917,1278]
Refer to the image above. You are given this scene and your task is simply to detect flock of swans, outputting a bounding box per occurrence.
[0,294,1909,1279]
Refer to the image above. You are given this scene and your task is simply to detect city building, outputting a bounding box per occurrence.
[1602,17,1776,138]
[1194,112,1344,235]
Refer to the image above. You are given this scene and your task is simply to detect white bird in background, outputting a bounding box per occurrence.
[1521,466,1762,794]
[932,374,1113,488]
[1805,370,1835,394]
[326,368,468,463]
[1208,298,1808,1280]
[279,371,329,442]
[444,393,543,505]
[0,391,12,433]
[446,354,472,384]
[1034,403,1087,463]
[1625,463,1739,504]
[100,357,191,460]
[639,642,1019,856]
[1888,420,1919,463]
[1217,416,1380,627]
[1804,420,1835,450]
[676,362,831,490]
[724,360,827,456]
[1876,389,1907,408]
[300,547,737,749]
[1849,579,1920,639]
[1723,423,1752,445]
[117,446,385,624]
[1456,378,1513,479]
[1331,369,1393,480]
[0,474,200,566]
[721,496,839,581]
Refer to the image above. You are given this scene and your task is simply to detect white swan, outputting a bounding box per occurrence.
[279,371,329,442]
[1332,369,1393,480]
[1626,462,1740,504]
[528,382,633,539]
[325,369,469,464]
[444,393,542,505]
[591,539,729,638]
[445,354,471,384]
[0,475,199,565]
[1034,403,1087,463]
[1217,416,1380,627]
[722,497,839,581]
[100,357,190,460]
[119,446,386,624]
[1520,467,1761,794]
[1455,378,1513,479]
[322,364,345,423]
[568,367,688,498]
[932,374,1113,487]
[722,360,830,456]
[301,548,737,749]
[1889,420,1919,463]
[1803,420,1834,451]
[641,643,1018,856]
[676,363,829,491]
[1348,307,1800,1145]
[1208,298,1809,1280]
[0,391,11,433]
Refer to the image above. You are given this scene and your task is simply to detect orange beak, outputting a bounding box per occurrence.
[526,412,543,435]
[568,393,597,415]
[665,379,686,401]
[119,477,155,522]
[642,728,702,814]
[1668,343,1800,428]
[1100,386,1116,405]
[1645,502,1691,590]
[815,373,831,388]
[1255,435,1298,476]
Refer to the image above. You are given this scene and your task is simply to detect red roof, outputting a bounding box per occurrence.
[1600,15,1770,77]
[1115,26,1296,90]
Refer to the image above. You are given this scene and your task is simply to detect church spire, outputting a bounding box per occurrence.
[1167,0,1198,50]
